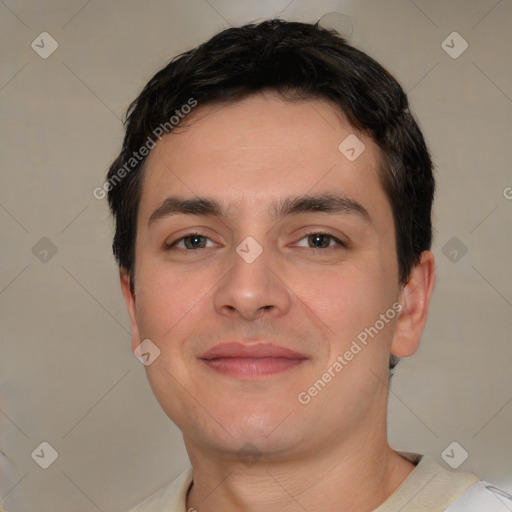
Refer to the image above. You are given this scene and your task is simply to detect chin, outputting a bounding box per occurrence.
[189,409,301,453]
[209,430,301,462]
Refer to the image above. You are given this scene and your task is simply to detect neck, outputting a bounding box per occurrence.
[184,427,415,512]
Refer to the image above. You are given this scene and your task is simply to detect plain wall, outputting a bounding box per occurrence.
[1,1,511,510]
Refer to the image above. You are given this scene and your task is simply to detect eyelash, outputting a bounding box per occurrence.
[295,230,348,249]
[166,230,347,251]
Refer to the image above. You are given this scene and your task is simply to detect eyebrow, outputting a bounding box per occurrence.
[147,193,372,226]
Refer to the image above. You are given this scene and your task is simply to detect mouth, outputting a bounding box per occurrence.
[198,342,308,378]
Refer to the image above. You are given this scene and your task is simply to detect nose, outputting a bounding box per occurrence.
[213,241,293,322]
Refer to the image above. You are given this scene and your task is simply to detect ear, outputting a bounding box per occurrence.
[120,268,142,353]
[391,250,436,357]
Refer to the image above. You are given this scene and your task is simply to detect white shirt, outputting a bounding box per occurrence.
[128,452,512,511]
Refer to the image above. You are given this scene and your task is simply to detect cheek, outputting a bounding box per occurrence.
[135,263,191,338]
[292,259,398,363]
[296,262,387,325]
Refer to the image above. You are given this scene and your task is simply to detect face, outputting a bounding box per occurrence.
[122,92,418,462]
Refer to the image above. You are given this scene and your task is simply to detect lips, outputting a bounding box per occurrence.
[199,342,307,360]
[199,342,308,378]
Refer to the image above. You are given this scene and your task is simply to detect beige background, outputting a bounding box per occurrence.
[1,0,511,510]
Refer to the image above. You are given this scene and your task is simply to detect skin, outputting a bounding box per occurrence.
[121,92,436,512]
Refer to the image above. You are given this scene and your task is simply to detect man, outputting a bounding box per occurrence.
[105,19,511,511]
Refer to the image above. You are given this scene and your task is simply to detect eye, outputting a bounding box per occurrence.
[167,232,216,250]
[294,232,347,249]
[165,231,346,251]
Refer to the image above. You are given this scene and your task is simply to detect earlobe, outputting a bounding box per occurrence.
[119,268,142,353]
[391,251,436,357]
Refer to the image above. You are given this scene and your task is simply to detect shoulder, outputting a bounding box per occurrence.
[445,481,512,511]
[379,451,510,512]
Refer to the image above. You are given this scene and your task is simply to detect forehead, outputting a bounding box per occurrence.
[138,92,390,225]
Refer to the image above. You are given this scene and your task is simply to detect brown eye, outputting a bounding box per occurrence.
[307,233,332,248]
[182,235,207,249]
[294,232,346,249]
[167,232,215,250]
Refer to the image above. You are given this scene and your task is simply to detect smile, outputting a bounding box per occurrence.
[200,356,307,378]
